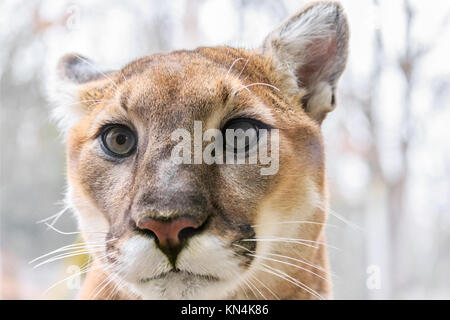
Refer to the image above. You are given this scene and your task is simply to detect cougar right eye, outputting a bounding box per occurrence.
[100,125,137,158]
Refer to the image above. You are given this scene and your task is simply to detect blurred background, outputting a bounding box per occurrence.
[1,0,449,299]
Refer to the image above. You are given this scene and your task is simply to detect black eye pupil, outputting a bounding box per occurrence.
[116,134,127,145]
[223,118,264,153]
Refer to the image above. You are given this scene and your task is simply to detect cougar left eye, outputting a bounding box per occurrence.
[223,118,265,153]
[100,125,137,157]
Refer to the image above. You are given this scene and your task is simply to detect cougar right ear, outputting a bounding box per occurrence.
[47,53,115,137]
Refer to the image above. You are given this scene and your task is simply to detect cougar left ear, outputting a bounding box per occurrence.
[262,2,349,123]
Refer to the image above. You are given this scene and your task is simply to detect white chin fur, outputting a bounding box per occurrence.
[116,234,244,300]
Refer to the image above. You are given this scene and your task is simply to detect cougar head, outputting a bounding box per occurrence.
[48,2,348,299]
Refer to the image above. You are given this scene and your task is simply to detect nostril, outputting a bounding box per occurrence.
[137,227,158,241]
[178,217,208,241]
[178,226,198,241]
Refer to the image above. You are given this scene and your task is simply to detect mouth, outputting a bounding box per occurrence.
[138,269,220,283]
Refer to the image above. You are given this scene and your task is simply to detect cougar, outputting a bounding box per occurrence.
[47,1,349,300]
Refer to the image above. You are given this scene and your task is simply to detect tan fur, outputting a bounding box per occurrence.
[50,2,349,300]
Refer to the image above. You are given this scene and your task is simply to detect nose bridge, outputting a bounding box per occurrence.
[142,188,208,221]
[133,157,210,223]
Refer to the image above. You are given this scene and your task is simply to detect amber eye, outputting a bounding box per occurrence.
[100,125,137,157]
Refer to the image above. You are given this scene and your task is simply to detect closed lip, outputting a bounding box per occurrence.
[139,270,220,283]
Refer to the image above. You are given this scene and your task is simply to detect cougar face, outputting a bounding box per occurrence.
[49,2,348,300]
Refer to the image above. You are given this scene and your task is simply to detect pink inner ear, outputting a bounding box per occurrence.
[296,33,338,89]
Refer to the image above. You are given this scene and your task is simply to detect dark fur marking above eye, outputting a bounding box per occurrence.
[221,86,230,105]
[120,93,129,111]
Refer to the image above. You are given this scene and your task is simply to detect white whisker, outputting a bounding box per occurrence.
[247,276,267,300]
[91,261,123,299]
[249,253,330,283]
[251,275,280,300]
[226,58,244,77]
[240,238,318,249]
[72,53,121,96]
[44,223,107,236]
[258,263,325,300]
[252,220,337,228]
[315,202,363,231]
[42,260,106,296]
[30,238,116,264]
[237,58,250,79]
[234,243,329,273]
[37,206,70,226]
[33,249,104,269]
[242,237,340,250]
[239,82,280,92]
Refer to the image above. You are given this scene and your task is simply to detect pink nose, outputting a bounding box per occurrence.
[137,217,202,248]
